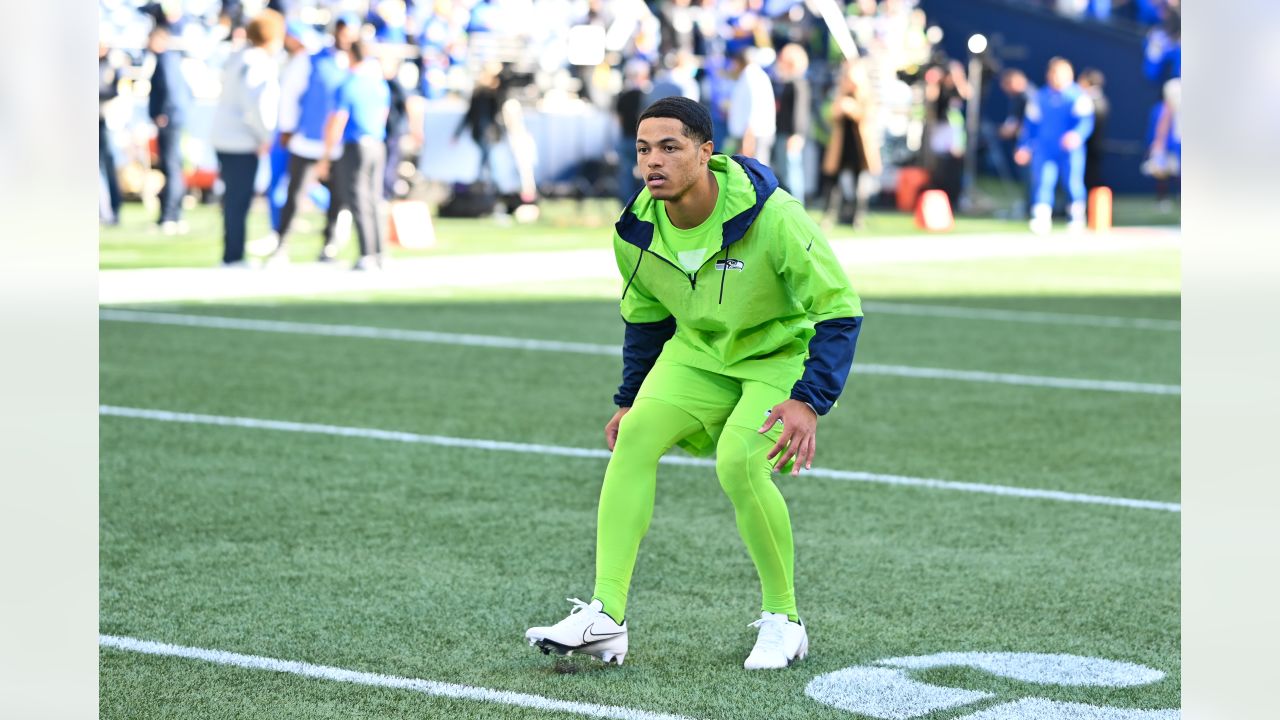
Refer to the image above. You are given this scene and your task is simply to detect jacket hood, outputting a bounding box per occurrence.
[615,154,779,252]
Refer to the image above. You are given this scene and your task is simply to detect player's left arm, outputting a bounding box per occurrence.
[761,200,864,474]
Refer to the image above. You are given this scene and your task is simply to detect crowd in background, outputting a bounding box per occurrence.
[1013,0,1178,25]
[99,0,1183,267]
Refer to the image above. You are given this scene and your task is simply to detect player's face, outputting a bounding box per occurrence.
[635,117,712,202]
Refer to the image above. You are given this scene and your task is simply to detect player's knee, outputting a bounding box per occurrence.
[715,427,764,497]
[612,404,677,462]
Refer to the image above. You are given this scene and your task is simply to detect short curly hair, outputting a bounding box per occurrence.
[637,96,713,146]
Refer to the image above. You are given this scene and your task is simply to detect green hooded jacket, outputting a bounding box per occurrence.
[612,154,863,415]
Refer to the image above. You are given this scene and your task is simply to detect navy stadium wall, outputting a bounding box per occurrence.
[918,0,1167,194]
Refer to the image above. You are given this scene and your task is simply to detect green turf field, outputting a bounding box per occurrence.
[99,238,1180,718]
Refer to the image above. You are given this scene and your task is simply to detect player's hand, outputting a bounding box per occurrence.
[1014,148,1031,166]
[1061,131,1082,151]
[605,407,630,451]
[315,158,330,181]
[155,114,168,128]
[279,132,293,147]
[760,399,818,476]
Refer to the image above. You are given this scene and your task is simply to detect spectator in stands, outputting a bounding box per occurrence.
[773,43,811,203]
[211,10,284,268]
[615,59,652,204]
[1078,68,1109,190]
[821,60,881,228]
[1015,57,1095,235]
[99,42,122,226]
[270,14,359,265]
[147,24,192,235]
[726,45,776,162]
[317,38,392,271]
[648,52,700,105]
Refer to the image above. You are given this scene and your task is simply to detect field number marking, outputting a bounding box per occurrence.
[805,652,1178,719]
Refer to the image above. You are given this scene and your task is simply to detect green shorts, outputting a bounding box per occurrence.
[633,358,794,460]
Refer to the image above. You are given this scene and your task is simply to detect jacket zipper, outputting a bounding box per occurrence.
[646,248,732,297]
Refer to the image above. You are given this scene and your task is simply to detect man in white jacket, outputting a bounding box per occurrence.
[210,10,284,267]
[726,46,776,163]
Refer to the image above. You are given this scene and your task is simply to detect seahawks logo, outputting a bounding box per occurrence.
[716,259,745,271]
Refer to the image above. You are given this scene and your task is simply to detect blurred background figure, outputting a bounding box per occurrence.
[263,20,316,240]
[100,42,123,226]
[1015,57,1095,235]
[773,43,811,203]
[649,51,700,104]
[1141,77,1180,212]
[318,38,392,271]
[1077,68,1109,191]
[147,23,192,235]
[211,9,284,268]
[726,45,776,162]
[453,63,505,186]
[999,67,1035,219]
[821,60,880,229]
[923,60,970,211]
[615,59,652,204]
[272,14,359,265]
[382,48,410,200]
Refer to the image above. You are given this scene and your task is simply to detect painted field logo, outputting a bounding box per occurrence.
[805,652,1179,719]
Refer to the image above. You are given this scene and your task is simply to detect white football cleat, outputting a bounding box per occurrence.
[744,612,808,670]
[525,598,628,666]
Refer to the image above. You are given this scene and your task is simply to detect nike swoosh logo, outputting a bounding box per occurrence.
[582,623,625,643]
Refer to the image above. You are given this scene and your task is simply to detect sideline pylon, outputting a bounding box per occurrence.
[1088,187,1113,232]
[914,189,954,232]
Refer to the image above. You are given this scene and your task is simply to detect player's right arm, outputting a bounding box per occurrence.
[608,237,675,447]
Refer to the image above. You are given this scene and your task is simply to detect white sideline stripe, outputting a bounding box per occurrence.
[861,301,1180,331]
[99,634,697,720]
[99,406,1182,513]
[854,363,1180,396]
[99,310,1181,396]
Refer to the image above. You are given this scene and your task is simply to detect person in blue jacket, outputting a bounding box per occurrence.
[147,24,192,234]
[269,15,359,264]
[1015,57,1094,235]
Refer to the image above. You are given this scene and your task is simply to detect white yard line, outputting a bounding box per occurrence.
[99,634,698,720]
[99,406,1182,513]
[99,310,1181,396]
[861,302,1179,331]
[97,230,1180,305]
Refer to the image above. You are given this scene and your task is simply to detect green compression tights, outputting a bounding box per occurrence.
[592,399,798,622]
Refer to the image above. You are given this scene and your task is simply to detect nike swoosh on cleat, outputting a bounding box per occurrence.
[582,623,626,644]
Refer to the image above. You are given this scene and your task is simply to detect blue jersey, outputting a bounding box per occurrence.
[335,67,391,143]
[297,48,347,142]
[1020,83,1094,155]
